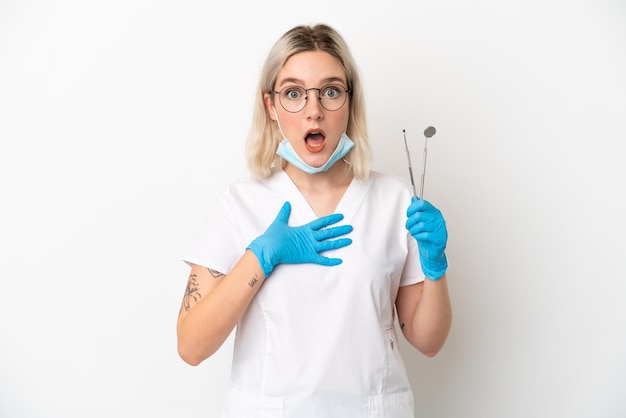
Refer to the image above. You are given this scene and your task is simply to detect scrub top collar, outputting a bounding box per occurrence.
[270,169,370,223]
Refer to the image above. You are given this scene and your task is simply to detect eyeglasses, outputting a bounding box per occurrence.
[273,84,351,113]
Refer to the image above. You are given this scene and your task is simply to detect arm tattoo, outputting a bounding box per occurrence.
[248,274,259,288]
[400,323,405,329]
[207,268,224,278]
[181,273,202,313]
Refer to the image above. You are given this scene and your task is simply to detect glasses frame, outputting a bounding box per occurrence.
[272,85,351,113]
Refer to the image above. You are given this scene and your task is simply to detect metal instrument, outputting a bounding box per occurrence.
[403,126,437,199]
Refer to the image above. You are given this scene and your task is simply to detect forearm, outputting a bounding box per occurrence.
[177,250,265,365]
[404,275,452,357]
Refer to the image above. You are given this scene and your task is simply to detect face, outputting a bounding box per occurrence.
[265,50,350,169]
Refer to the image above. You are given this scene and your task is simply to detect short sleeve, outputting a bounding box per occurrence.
[182,186,243,275]
[399,225,426,287]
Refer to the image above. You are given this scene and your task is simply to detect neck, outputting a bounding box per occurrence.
[283,159,354,217]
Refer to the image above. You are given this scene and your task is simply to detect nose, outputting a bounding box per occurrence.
[304,89,324,119]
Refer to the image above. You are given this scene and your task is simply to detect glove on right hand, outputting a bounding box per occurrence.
[247,201,353,277]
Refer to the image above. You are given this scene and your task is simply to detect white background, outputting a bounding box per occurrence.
[1,1,625,417]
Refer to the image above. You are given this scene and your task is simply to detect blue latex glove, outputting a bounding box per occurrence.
[406,197,448,280]
[247,201,353,277]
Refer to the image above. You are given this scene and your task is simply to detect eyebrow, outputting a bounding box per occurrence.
[277,76,348,88]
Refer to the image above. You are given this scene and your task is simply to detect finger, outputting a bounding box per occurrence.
[405,215,417,231]
[406,213,429,231]
[316,237,352,252]
[313,224,353,240]
[409,227,432,241]
[407,199,436,217]
[409,221,446,237]
[312,255,343,267]
[407,199,426,216]
[410,227,447,245]
[307,213,344,230]
[406,208,442,230]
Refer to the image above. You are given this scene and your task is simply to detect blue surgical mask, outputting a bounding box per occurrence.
[273,107,354,174]
[277,134,354,174]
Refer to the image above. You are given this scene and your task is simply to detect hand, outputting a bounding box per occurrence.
[406,197,448,280]
[247,201,353,277]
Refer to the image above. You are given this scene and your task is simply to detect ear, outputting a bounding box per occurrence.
[264,93,277,121]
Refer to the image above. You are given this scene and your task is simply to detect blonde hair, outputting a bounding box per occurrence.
[245,23,371,179]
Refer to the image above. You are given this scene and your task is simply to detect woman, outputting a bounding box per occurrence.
[177,23,452,417]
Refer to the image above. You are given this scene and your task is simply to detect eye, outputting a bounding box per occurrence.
[282,87,304,100]
[322,85,343,99]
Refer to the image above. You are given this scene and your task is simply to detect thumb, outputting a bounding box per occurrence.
[274,201,292,224]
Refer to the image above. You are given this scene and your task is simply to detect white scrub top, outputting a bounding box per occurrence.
[183,170,425,418]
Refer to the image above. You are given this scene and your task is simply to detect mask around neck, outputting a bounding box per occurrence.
[273,106,354,174]
[276,133,354,174]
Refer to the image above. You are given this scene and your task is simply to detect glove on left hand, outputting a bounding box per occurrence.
[406,197,448,280]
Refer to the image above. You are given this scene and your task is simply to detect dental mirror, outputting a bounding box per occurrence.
[420,126,436,199]
[402,126,437,199]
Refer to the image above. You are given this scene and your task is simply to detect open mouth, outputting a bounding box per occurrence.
[304,131,326,153]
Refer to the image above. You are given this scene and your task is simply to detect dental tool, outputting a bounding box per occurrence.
[420,126,436,199]
[402,126,437,199]
[402,129,418,198]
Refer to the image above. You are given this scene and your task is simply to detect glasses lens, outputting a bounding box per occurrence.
[278,87,306,113]
[319,85,348,111]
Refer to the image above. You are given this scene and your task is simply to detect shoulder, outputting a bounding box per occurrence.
[364,170,412,195]
[213,171,286,215]
[221,172,280,198]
